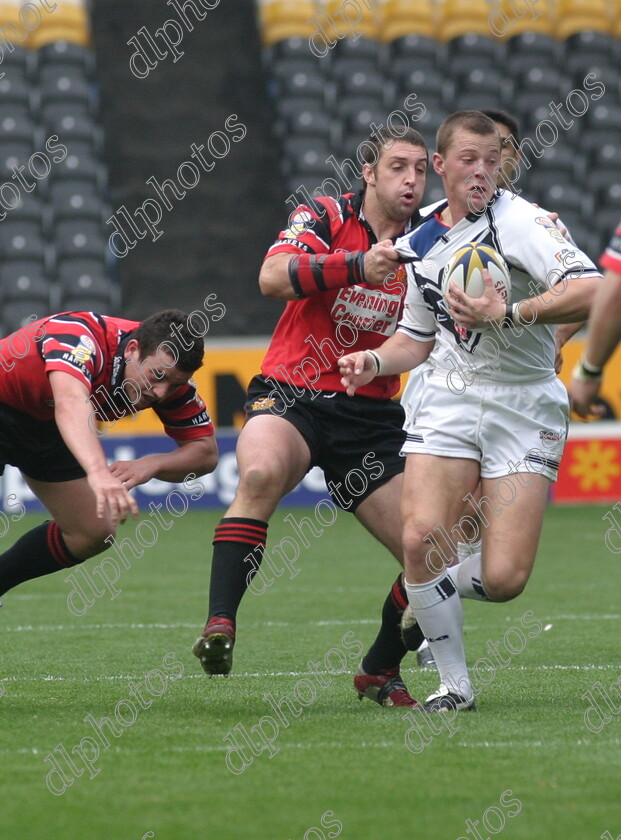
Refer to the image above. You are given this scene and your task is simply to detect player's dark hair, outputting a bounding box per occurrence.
[436,110,499,156]
[480,108,521,144]
[135,309,204,373]
[359,126,428,193]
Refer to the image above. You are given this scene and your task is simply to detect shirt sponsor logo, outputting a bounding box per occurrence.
[331,286,401,335]
[539,430,563,442]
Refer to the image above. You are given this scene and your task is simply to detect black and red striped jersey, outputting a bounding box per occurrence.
[601,219,621,274]
[262,192,418,399]
[0,311,213,440]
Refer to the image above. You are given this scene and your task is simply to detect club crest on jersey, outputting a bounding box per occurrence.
[71,335,96,363]
[535,216,565,243]
[251,397,276,411]
[284,210,314,239]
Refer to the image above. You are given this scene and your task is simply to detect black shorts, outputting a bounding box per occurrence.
[245,375,406,511]
[0,402,86,483]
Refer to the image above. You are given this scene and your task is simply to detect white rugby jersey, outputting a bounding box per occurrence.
[395,190,600,384]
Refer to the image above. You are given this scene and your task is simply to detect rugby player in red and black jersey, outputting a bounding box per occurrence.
[192,127,428,707]
[570,218,621,417]
[0,309,217,603]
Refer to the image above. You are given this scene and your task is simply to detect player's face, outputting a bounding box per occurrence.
[123,343,191,409]
[495,121,520,184]
[433,129,501,217]
[364,140,428,221]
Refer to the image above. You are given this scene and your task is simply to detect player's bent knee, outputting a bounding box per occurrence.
[483,568,529,602]
[238,463,288,503]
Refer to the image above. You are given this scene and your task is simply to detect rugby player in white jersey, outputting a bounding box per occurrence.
[339,110,601,712]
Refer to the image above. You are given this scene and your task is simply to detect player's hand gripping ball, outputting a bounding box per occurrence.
[441,242,512,302]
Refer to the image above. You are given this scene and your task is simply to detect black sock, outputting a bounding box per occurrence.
[362,574,423,674]
[0,521,80,596]
[207,517,268,623]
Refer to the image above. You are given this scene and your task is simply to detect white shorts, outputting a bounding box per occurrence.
[400,361,432,428]
[401,370,569,481]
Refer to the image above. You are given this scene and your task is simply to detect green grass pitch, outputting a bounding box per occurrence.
[1,505,620,839]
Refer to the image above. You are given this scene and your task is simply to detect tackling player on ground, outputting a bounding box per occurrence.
[0,309,217,603]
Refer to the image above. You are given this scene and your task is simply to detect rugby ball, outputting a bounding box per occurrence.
[441,242,511,302]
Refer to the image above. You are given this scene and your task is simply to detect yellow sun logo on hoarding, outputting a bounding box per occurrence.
[568,441,621,491]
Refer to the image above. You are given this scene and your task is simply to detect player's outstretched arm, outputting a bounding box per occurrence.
[49,371,139,524]
[109,437,218,488]
[569,266,621,419]
[259,242,402,301]
[338,332,434,397]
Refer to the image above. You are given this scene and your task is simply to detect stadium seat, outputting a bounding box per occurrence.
[0,74,33,110]
[0,112,36,144]
[506,33,563,73]
[395,66,448,109]
[387,33,440,65]
[592,141,621,171]
[448,32,506,62]
[566,29,615,57]
[273,67,327,100]
[8,194,48,230]
[50,113,102,148]
[284,107,335,144]
[534,144,581,179]
[336,68,390,102]
[502,0,555,36]
[585,103,621,131]
[516,65,571,97]
[0,263,50,303]
[24,2,90,48]
[0,140,33,178]
[0,44,33,78]
[330,55,383,81]
[0,224,47,262]
[436,0,491,41]
[555,0,611,39]
[2,302,50,336]
[333,35,385,64]
[323,0,380,40]
[41,99,94,127]
[546,183,592,217]
[265,36,316,64]
[592,206,621,251]
[50,149,103,184]
[50,180,105,222]
[39,65,91,104]
[259,1,316,46]
[54,219,108,261]
[282,137,332,171]
[411,105,445,146]
[38,41,95,76]
[380,0,436,41]
[453,68,509,100]
[613,1,621,39]
[58,258,116,309]
[580,127,621,157]
[274,95,331,125]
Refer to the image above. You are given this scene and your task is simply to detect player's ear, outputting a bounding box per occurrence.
[432,152,444,176]
[362,162,375,187]
[125,338,140,358]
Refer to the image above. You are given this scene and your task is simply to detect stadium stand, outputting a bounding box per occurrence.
[258,0,621,263]
[0,0,116,335]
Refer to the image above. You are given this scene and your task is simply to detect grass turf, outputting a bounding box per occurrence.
[1,505,619,840]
